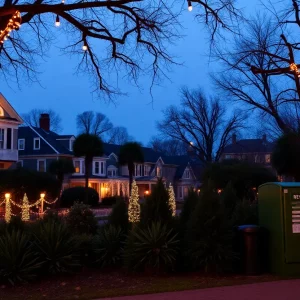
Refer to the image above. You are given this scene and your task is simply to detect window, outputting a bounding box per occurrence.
[74,160,81,173]
[6,128,11,149]
[135,164,144,177]
[0,106,4,116]
[184,169,190,179]
[37,160,46,172]
[94,161,100,174]
[0,128,4,149]
[108,167,118,177]
[265,154,271,163]
[18,139,25,150]
[101,161,104,174]
[144,165,150,176]
[156,166,162,177]
[33,138,40,150]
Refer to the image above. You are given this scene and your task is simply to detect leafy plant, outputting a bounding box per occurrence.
[186,184,236,273]
[180,189,199,226]
[232,199,258,226]
[92,225,125,268]
[66,202,98,234]
[0,230,41,285]
[33,220,80,274]
[221,181,241,219]
[141,178,173,226]
[5,216,26,234]
[108,198,129,232]
[125,222,179,272]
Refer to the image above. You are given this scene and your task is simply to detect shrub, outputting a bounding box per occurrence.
[0,168,60,201]
[141,178,173,226]
[33,220,80,274]
[108,198,129,232]
[101,196,118,206]
[180,189,199,226]
[185,184,236,273]
[232,199,258,226]
[0,230,41,284]
[42,210,62,224]
[92,225,125,268]
[125,222,179,272]
[66,202,98,234]
[5,216,26,234]
[60,187,99,208]
[221,181,241,219]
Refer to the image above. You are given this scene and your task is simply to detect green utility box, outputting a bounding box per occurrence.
[259,182,300,276]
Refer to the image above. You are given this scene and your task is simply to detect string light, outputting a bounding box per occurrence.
[128,180,140,223]
[188,1,193,11]
[4,193,11,223]
[82,40,88,51]
[0,11,21,44]
[62,0,65,3]
[21,193,30,221]
[55,15,60,27]
[290,62,300,78]
[168,183,176,217]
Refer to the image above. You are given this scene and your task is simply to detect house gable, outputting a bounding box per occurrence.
[0,93,23,124]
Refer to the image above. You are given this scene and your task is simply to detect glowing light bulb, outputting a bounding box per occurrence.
[40,193,45,199]
[188,1,193,11]
[55,15,60,27]
[82,43,88,51]
[5,193,10,199]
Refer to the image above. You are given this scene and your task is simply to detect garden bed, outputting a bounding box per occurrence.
[1,270,284,300]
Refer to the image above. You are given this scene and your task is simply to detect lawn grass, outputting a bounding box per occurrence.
[0,270,287,300]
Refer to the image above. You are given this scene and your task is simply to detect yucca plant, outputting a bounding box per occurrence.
[92,225,125,268]
[0,230,42,285]
[125,222,179,272]
[33,220,80,274]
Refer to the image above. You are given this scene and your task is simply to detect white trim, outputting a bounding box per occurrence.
[37,159,46,172]
[0,93,23,124]
[109,153,118,162]
[18,138,25,150]
[33,137,40,150]
[29,126,59,154]
[73,159,84,175]
[93,160,106,176]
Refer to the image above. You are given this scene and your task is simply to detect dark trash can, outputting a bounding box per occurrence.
[237,225,261,275]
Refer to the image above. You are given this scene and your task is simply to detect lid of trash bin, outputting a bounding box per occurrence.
[238,225,260,232]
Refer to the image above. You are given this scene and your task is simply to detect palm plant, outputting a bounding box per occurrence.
[119,142,144,194]
[92,225,125,268]
[0,230,41,284]
[33,220,80,274]
[48,158,75,196]
[125,222,179,272]
[73,133,103,203]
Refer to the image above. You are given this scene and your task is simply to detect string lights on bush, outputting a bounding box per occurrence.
[4,193,11,223]
[0,11,22,44]
[128,180,140,223]
[168,183,176,217]
[21,193,30,221]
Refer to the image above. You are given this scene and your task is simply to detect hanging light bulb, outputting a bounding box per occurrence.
[188,1,193,11]
[62,0,65,3]
[55,15,60,27]
[82,41,88,51]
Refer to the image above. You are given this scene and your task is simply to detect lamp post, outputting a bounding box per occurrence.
[4,193,11,223]
[40,193,45,215]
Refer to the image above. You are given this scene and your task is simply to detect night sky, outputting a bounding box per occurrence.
[1,0,255,145]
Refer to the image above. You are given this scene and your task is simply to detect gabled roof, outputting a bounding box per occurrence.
[18,127,72,155]
[0,93,23,124]
[223,139,274,154]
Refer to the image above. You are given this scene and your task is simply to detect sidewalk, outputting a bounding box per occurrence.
[102,279,300,300]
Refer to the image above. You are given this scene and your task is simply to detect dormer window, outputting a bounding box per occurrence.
[18,139,25,150]
[108,165,118,177]
[184,169,190,179]
[33,138,40,150]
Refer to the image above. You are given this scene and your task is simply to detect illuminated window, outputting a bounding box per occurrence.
[74,160,81,173]
[0,106,4,116]
[18,139,25,150]
[265,154,271,163]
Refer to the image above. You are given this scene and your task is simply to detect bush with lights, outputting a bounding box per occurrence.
[128,180,140,223]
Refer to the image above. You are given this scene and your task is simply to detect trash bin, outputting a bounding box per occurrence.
[238,225,261,275]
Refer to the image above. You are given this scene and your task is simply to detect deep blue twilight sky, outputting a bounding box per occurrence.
[1,0,257,145]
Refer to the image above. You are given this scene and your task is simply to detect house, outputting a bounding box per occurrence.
[0,93,23,169]
[17,113,200,201]
[220,134,274,166]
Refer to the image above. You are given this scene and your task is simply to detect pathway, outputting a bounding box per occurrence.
[101,279,300,300]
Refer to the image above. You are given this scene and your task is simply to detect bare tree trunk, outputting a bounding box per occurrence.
[84,158,91,204]
[128,162,134,196]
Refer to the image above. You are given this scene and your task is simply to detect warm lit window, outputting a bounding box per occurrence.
[18,139,25,150]
[265,154,271,163]
[37,160,46,172]
[33,138,40,150]
[74,160,81,173]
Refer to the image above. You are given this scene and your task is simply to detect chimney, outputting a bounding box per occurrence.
[232,134,237,144]
[39,113,50,131]
[262,134,267,143]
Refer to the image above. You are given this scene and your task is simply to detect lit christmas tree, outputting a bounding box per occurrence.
[21,193,30,221]
[5,194,11,223]
[168,183,176,217]
[128,180,140,223]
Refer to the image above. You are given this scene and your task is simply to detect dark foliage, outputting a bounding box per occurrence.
[0,168,60,202]
[185,183,237,273]
[180,189,200,226]
[141,178,173,226]
[101,196,118,206]
[271,132,300,181]
[66,202,98,235]
[125,222,179,272]
[203,160,276,199]
[221,181,241,219]
[60,187,99,208]
[108,198,129,233]
[231,200,258,227]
